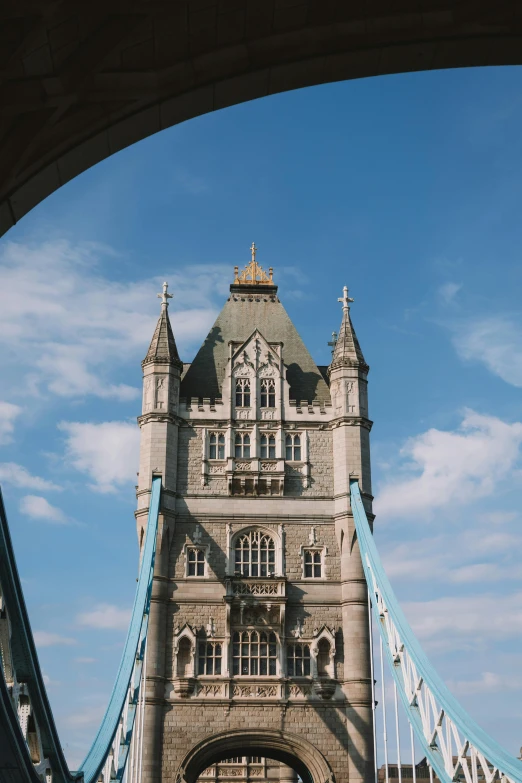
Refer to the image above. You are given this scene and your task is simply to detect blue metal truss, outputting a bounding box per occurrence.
[0,477,161,783]
[350,479,522,783]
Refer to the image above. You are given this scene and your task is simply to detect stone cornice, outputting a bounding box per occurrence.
[328,415,373,431]
[137,412,184,427]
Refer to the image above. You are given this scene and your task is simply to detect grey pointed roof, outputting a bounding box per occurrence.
[143,308,183,368]
[181,288,330,404]
[329,306,368,372]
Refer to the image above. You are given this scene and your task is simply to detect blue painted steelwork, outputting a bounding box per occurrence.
[0,486,72,783]
[0,477,161,783]
[79,476,161,783]
[350,479,522,783]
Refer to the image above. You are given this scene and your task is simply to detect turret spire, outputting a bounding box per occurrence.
[329,284,368,373]
[143,281,182,368]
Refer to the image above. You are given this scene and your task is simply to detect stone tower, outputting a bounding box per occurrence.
[136,250,375,783]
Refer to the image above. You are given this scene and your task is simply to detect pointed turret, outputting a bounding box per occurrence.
[137,279,182,543]
[143,282,183,369]
[329,286,368,373]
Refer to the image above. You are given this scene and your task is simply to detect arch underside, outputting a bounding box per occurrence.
[2,1,522,236]
[178,728,334,783]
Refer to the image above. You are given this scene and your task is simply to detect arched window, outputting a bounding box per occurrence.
[260,378,276,408]
[235,432,251,458]
[287,644,311,676]
[209,432,225,460]
[177,637,192,677]
[317,638,331,677]
[232,630,277,675]
[235,378,250,407]
[260,434,276,459]
[235,530,275,576]
[285,433,301,461]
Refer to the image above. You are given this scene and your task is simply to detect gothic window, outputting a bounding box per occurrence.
[285,433,301,461]
[235,378,251,407]
[287,644,311,676]
[235,530,275,576]
[317,638,331,677]
[177,637,192,677]
[198,642,222,675]
[303,549,322,578]
[235,432,251,458]
[209,432,225,460]
[260,434,276,459]
[232,630,277,675]
[260,378,276,408]
[187,547,205,577]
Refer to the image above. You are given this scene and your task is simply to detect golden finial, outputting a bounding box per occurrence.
[233,243,274,286]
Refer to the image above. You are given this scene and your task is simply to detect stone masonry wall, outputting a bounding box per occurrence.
[162,703,351,783]
[177,426,334,497]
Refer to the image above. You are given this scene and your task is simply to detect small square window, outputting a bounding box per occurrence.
[187,547,205,577]
[209,433,225,460]
[285,433,301,461]
[303,549,322,578]
[198,642,222,675]
[260,434,276,459]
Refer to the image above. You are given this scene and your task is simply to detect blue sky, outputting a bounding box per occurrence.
[1,66,522,766]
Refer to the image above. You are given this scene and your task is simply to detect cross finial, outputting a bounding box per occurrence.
[338,285,354,312]
[251,242,257,262]
[157,281,173,309]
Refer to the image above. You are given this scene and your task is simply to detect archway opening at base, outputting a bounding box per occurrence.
[178,729,334,783]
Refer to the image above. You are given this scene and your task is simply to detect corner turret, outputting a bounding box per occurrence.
[137,282,181,527]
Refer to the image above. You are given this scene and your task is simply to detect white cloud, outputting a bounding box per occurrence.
[33,631,77,647]
[77,603,131,631]
[403,592,522,650]
[375,410,522,519]
[382,533,522,586]
[68,704,106,727]
[0,462,61,491]
[0,401,22,444]
[449,671,522,695]
[42,672,60,688]
[0,239,224,402]
[438,282,462,305]
[20,495,68,524]
[452,315,522,387]
[74,657,97,664]
[59,420,140,493]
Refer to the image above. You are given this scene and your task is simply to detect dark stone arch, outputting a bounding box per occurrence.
[176,728,334,783]
[2,2,522,236]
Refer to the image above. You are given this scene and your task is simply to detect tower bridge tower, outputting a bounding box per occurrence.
[136,250,375,783]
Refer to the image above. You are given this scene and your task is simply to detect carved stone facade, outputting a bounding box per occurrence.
[136,260,375,783]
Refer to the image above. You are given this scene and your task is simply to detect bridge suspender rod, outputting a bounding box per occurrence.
[380,636,390,783]
[410,724,416,783]
[368,592,378,783]
[137,640,147,783]
[394,682,402,783]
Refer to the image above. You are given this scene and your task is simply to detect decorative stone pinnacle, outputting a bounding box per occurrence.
[232,244,274,286]
[157,281,173,309]
[338,285,354,312]
[328,331,338,356]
